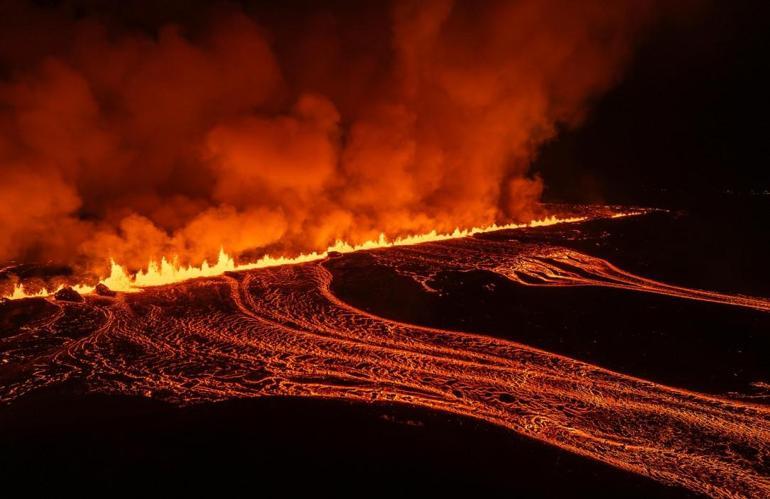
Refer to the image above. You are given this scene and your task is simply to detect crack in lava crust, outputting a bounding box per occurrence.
[1,236,769,498]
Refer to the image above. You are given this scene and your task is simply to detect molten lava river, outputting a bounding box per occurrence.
[1,210,769,498]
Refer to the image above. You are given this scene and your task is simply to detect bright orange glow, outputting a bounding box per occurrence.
[4,212,610,300]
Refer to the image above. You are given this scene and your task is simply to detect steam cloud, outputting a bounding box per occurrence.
[0,0,661,275]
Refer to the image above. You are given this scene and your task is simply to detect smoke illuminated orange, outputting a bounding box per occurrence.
[0,1,666,278]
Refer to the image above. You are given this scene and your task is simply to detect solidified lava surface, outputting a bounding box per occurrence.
[1,211,769,498]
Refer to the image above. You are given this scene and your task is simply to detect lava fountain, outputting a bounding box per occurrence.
[3,209,610,300]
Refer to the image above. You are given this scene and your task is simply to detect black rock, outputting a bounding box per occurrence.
[54,287,84,303]
[95,283,117,297]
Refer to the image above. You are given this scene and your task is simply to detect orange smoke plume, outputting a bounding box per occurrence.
[0,0,662,278]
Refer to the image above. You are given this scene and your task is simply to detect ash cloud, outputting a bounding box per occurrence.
[0,0,664,275]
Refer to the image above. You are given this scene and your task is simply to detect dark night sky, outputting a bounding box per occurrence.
[536,1,770,206]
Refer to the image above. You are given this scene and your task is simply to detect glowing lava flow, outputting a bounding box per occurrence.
[371,239,770,313]
[1,215,768,498]
[4,213,601,300]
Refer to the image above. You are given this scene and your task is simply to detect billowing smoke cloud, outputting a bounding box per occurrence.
[0,0,661,275]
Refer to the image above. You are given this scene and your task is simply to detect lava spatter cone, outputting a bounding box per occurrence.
[54,287,84,303]
[95,283,117,297]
